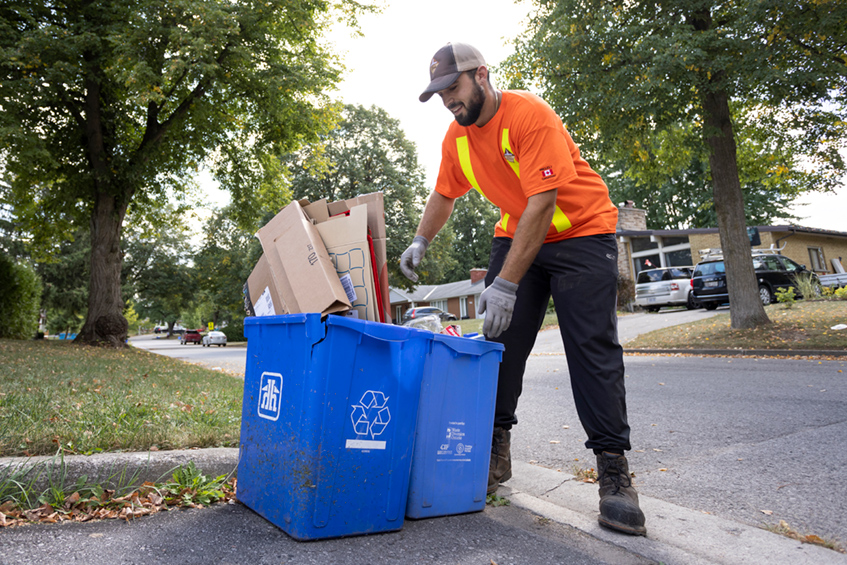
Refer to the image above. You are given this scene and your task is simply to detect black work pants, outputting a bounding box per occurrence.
[485,233,631,453]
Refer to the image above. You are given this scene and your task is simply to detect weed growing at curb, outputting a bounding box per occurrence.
[763,520,845,553]
[0,451,236,527]
[486,493,510,507]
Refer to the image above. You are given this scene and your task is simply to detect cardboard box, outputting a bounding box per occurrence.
[243,254,283,317]
[304,202,378,322]
[255,201,351,317]
[303,193,391,323]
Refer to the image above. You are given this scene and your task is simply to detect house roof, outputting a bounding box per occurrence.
[389,278,485,305]
[617,224,847,239]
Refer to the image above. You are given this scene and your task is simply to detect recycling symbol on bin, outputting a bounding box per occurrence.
[350,390,391,438]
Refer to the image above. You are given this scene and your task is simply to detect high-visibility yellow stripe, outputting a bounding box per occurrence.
[458,132,572,235]
[552,206,572,232]
[456,136,486,199]
[501,129,520,178]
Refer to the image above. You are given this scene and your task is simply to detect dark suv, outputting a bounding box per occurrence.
[401,306,458,323]
[691,252,820,310]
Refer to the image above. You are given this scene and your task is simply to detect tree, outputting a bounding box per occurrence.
[441,189,499,282]
[286,104,431,288]
[123,230,194,334]
[502,0,846,329]
[193,206,262,326]
[1,0,368,346]
[36,229,90,335]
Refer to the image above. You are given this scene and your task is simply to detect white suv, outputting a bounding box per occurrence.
[634,267,696,312]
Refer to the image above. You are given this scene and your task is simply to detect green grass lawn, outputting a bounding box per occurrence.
[626,300,847,351]
[0,340,243,458]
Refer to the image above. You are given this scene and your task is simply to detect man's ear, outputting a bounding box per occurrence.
[475,65,489,85]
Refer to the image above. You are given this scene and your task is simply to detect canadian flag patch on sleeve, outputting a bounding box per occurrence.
[540,167,555,179]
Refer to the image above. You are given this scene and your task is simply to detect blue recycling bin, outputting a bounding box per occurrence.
[405,333,504,519]
[237,314,431,540]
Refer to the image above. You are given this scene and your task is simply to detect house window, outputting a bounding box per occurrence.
[460,297,468,318]
[431,300,447,311]
[395,305,403,321]
[808,247,825,272]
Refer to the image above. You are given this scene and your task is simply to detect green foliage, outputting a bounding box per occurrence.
[0,253,41,339]
[0,0,371,344]
[286,104,429,288]
[163,462,229,507]
[501,0,846,230]
[220,319,246,343]
[123,228,195,330]
[442,190,498,282]
[35,229,89,334]
[776,286,796,308]
[192,207,262,327]
[792,273,821,301]
[834,287,847,301]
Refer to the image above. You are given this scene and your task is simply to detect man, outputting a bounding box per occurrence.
[400,42,646,536]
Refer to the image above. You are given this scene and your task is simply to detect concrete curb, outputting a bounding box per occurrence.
[0,448,239,493]
[624,348,847,357]
[502,461,847,565]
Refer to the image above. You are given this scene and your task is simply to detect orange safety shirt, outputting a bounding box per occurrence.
[434,90,618,242]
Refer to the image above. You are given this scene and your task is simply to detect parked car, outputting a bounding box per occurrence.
[179,329,203,345]
[691,251,821,310]
[401,306,458,323]
[202,330,227,347]
[634,267,695,312]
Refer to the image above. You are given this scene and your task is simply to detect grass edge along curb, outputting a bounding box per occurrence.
[0,450,237,527]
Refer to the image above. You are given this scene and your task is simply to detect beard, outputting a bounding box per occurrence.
[452,80,486,126]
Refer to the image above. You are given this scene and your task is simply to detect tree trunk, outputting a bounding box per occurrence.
[702,89,771,330]
[75,191,129,346]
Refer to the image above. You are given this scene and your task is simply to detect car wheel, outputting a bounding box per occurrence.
[704,302,719,310]
[686,291,701,310]
[758,285,773,305]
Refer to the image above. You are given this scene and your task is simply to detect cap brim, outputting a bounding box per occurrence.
[419,72,462,102]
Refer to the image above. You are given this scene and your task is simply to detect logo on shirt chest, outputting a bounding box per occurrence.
[540,166,555,179]
[503,149,515,163]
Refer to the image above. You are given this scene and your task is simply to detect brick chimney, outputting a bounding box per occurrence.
[616,202,647,231]
[470,268,487,284]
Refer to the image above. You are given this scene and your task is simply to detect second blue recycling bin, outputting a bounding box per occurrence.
[405,333,504,519]
[237,314,431,540]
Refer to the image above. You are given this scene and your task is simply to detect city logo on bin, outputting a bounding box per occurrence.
[350,390,390,438]
[257,372,282,421]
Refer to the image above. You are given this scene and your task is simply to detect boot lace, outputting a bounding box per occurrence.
[599,457,632,495]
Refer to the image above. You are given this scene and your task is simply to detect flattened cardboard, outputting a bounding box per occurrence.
[310,203,378,322]
[244,254,283,317]
[256,201,351,316]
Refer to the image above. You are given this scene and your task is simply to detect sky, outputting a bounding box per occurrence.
[203,0,844,233]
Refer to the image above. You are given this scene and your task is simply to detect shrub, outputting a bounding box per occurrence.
[221,319,246,342]
[617,275,635,310]
[793,273,821,301]
[0,254,42,339]
[776,286,796,308]
[835,287,847,301]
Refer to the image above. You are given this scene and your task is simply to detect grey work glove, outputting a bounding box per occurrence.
[478,276,519,339]
[400,235,429,282]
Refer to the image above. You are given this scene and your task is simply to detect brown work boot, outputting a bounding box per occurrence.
[596,451,647,536]
[487,427,512,494]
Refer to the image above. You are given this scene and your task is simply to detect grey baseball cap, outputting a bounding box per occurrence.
[419,42,486,102]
